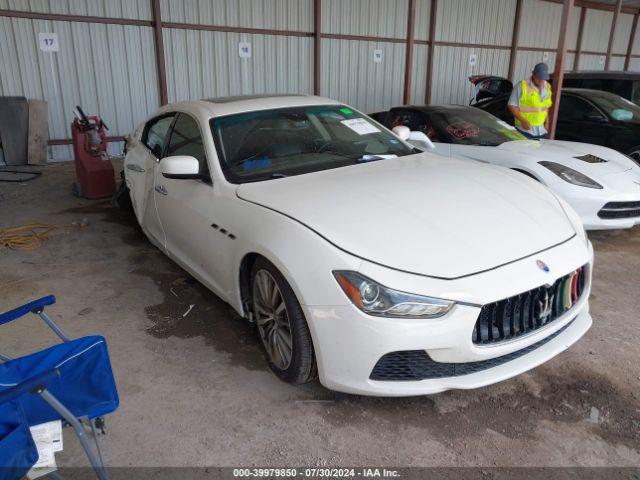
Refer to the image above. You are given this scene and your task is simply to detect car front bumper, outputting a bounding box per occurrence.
[305,238,593,396]
[556,174,640,230]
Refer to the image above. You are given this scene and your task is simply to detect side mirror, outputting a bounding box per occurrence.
[407,131,435,151]
[160,155,201,179]
[392,125,410,141]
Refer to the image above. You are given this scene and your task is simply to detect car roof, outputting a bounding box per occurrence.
[400,104,484,114]
[561,87,624,98]
[155,95,342,119]
[560,71,639,80]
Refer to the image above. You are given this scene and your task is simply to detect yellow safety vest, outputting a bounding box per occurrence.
[516,79,553,128]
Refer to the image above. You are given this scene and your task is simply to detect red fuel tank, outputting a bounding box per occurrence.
[71,107,115,199]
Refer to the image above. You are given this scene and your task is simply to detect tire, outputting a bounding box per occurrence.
[626,146,640,166]
[251,257,316,384]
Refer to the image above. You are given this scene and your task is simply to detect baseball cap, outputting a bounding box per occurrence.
[533,63,550,80]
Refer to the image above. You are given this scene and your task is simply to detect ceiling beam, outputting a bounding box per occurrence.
[574,7,587,70]
[549,0,575,140]
[425,0,437,104]
[605,0,623,70]
[314,0,321,95]
[508,0,523,80]
[625,12,639,70]
[151,0,168,106]
[403,0,417,104]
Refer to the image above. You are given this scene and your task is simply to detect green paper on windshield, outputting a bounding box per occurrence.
[498,128,524,141]
[340,108,354,116]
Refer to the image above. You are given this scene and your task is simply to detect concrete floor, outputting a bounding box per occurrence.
[1,161,639,468]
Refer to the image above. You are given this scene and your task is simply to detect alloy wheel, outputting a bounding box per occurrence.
[252,269,293,370]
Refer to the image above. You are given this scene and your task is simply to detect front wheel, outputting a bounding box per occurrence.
[626,146,640,166]
[251,258,316,384]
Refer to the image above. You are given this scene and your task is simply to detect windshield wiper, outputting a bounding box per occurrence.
[356,154,399,163]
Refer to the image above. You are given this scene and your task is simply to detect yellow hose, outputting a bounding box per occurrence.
[0,223,56,252]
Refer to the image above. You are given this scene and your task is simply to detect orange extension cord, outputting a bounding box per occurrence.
[0,223,56,252]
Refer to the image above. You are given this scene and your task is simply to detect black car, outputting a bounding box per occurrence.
[470,77,640,162]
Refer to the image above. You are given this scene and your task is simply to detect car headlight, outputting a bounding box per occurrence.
[539,161,602,189]
[333,271,454,319]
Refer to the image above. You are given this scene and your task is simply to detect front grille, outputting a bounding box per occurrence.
[598,201,640,219]
[370,319,574,381]
[472,265,586,345]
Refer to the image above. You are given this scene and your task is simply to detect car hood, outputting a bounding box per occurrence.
[496,139,636,176]
[236,153,576,279]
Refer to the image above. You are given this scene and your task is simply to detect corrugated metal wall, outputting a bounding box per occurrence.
[613,13,634,55]
[321,0,407,38]
[429,0,514,105]
[320,0,407,112]
[581,9,613,53]
[163,30,314,102]
[518,0,563,50]
[414,0,430,42]
[159,0,313,31]
[321,38,405,113]
[0,13,158,160]
[1,0,639,162]
[432,46,510,104]
[410,43,428,104]
[435,0,515,45]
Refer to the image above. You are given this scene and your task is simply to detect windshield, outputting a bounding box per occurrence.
[589,90,640,123]
[210,105,414,183]
[428,108,526,146]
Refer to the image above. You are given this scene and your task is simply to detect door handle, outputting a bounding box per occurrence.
[154,185,168,195]
[126,164,145,173]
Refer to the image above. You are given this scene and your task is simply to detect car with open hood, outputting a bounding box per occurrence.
[372,104,640,230]
[123,95,593,396]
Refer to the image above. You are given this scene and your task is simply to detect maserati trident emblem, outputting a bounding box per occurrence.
[536,259,550,272]
[537,291,554,323]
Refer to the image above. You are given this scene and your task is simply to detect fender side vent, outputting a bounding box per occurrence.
[574,154,607,163]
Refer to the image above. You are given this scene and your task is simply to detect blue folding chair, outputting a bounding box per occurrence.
[0,295,119,480]
[0,399,39,480]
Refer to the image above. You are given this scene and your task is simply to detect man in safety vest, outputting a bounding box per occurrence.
[507,63,553,139]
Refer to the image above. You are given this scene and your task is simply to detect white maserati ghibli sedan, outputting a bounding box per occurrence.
[124,95,593,396]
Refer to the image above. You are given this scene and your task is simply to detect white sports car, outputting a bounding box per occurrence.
[124,95,593,396]
[373,105,640,230]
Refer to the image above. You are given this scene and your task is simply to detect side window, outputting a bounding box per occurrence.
[580,78,605,91]
[561,78,580,88]
[558,95,605,122]
[143,115,175,158]
[165,114,209,177]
